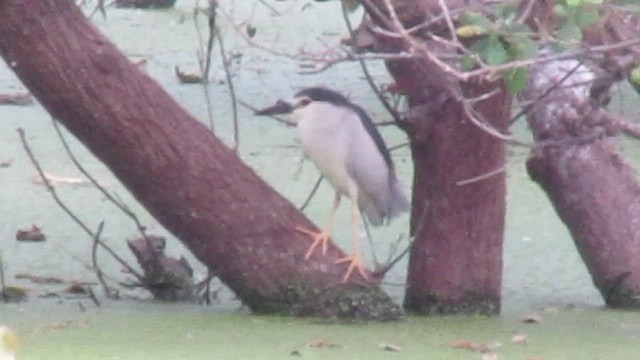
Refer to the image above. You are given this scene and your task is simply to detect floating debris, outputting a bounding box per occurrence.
[522,314,543,324]
[380,343,403,352]
[306,339,341,348]
[175,66,204,84]
[16,225,46,242]
[32,172,92,186]
[511,332,529,344]
[0,92,32,106]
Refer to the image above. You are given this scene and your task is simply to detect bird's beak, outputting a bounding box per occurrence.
[254,100,294,116]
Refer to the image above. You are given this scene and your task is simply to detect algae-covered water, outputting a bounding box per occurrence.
[3,302,640,359]
[1,0,640,358]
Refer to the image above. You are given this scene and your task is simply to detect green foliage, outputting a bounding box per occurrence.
[630,67,640,94]
[555,0,601,46]
[455,0,638,94]
[472,35,508,66]
[505,68,529,94]
[459,12,539,94]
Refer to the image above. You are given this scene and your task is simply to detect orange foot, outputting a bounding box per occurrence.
[336,253,369,282]
[296,226,331,260]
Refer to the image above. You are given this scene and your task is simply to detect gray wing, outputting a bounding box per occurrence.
[344,112,399,225]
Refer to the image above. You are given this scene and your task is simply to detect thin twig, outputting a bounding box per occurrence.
[341,2,401,123]
[256,0,281,16]
[388,142,409,152]
[372,199,427,278]
[372,232,413,279]
[456,88,531,147]
[86,286,101,307]
[17,128,143,281]
[194,4,217,132]
[516,0,536,24]
[203,3,217,80]
[89,0,108,19]
[0,252,6,302]
[91,221,112,301]
[51,119,156,269]
[217,31,240,152]
[299,175,323,212]
[601,112,640,139]
[437,0,459,46]
[456,166,506,186]
[464,38,640,81]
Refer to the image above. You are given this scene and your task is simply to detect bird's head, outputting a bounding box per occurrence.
[0,326,18,360]
[254,87,352,123]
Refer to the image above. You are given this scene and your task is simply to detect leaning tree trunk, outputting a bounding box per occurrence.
[522,4,640,308]
[0,0,401,320]
[362,0,507,314]
[526,60,640,308]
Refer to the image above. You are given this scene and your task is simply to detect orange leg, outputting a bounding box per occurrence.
[335,185,369,282]
[296,192,341,260]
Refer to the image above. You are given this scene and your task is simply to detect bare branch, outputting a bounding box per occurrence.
[91,220,115,300]
[217,27,240,152]
[17,127,143,281]
[51,119,154,255]
[193,4,217,132]
[600,112,640,139]
[341,3,401,123]
[456,166,506,186]
[299,175,323,212]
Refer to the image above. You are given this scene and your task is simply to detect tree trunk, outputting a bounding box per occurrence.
[364,0,507,314]
[526,58,640,308]
[399,79,507,315]
[0,0,401,320]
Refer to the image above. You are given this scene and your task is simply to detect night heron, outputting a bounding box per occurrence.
[0,326,17,360]
[256,87,410,281]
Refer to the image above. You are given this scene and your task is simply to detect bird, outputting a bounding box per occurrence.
[255,87,410,281]
[0,326,17,360]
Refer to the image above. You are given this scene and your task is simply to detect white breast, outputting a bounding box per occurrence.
[296,102,357,195]
[293,101,409,224]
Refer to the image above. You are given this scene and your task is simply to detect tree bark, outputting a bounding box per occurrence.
[526,58,640,308]
[364,0,507,314]
[403,83,507,315]
[0,0,401,320]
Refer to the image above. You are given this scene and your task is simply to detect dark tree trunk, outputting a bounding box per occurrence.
[0,0,400,320]
[526,57,640,308]
[363,0,507,314]
[527,141,640,308]
[403,82,507,314]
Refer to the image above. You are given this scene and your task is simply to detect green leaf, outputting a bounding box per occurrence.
[456,25,488,38]
[557,19,582,42]
[475,35,509,66]
[554,3,568,17]
[505,68,529,94]
[629,67,640,94]
[461,11,493,28]
[566,0,582,7]
[461,54,478,71]
[505,34,538,60]
[583,0,603,4]
[575,9,599,28]
[496,3,519,21]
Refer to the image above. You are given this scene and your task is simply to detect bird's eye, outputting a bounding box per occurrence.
[298,98,311,107]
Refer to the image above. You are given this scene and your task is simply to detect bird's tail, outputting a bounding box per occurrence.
[387,178,410,220]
